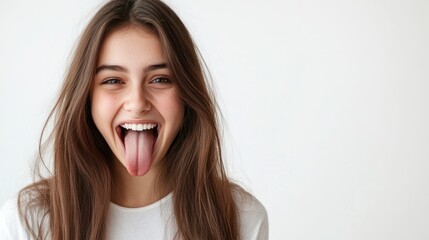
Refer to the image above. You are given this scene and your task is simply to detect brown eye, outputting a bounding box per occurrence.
[150,77,171,84]
[102,78,123,84]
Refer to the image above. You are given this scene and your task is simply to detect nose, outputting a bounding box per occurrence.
[123,86,151,114]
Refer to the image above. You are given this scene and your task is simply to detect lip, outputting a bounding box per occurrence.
[117,120,160,126]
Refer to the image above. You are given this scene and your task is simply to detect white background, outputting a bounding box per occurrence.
[1,0,429,239]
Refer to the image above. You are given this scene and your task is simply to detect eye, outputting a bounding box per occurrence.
[102,78,123,84]
[150,77,171,84]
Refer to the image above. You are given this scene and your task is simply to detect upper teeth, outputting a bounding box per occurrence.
[120,123,157,131]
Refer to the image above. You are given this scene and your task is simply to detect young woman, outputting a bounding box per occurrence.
[0,0,268,239]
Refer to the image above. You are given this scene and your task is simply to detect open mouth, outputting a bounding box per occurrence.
[115,123,159,176]
[116,123,159,148]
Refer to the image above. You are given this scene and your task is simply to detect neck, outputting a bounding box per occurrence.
[111,161,169,208]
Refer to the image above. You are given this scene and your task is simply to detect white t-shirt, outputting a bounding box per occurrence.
[0,191,268,239]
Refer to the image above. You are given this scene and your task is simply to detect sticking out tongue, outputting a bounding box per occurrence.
[124,130,155,176]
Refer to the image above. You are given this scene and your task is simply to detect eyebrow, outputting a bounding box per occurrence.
[95,63,168,74]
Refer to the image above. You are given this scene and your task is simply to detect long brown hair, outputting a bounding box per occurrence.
[18,0,239,239]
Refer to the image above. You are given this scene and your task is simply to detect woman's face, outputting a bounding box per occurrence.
[91,25,184,176]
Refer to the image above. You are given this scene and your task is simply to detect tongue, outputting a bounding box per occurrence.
[124,130,154,176]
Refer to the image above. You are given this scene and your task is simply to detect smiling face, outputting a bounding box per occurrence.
[91,25,184,177]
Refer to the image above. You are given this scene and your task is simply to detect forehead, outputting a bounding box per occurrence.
[97,25,165,66]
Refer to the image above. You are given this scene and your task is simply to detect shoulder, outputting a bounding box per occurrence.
[0,196,29,239]
[233,188,269,240]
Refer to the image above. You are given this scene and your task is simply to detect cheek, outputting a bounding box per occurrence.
[156,92,184,128]
[91,90,118,128]
[166,96,184,125]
